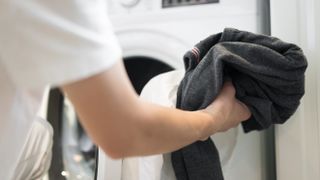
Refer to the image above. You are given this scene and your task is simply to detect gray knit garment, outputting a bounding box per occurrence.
[172,28,307,180]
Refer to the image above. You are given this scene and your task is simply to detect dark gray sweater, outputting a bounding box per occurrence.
[172,28,307,180]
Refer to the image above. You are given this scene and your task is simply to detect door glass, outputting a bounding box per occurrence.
[47,57,174,180]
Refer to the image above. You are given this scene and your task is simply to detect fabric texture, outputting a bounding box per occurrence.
[172,28,307,180]
[0,0,121,179]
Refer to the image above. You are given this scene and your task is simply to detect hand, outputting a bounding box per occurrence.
[203,81,251,134]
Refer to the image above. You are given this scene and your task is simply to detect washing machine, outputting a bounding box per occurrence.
[46,0,275,180]
[98,0,275,180]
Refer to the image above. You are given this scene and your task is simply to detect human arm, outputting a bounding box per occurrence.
[0,0,249,159]
[62,60,251,159]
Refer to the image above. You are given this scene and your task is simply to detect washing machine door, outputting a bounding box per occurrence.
[96,29,188,180]
[118,29,189,93]
[47,30,188,180]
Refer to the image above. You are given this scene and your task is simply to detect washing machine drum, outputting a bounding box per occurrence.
[46,57,173,180]
[121,70,238,180]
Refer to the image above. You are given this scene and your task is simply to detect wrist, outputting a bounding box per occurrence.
[195,109,222,140]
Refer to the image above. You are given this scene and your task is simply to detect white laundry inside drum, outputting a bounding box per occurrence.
[122,70,240,180]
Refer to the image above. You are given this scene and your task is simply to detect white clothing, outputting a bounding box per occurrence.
[120,70,263,180]
[11,117,53,180]
[0,0,122,179]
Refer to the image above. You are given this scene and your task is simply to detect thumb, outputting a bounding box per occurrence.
[236,100,251,121]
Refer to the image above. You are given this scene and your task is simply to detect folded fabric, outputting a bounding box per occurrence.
[172,28,308,180]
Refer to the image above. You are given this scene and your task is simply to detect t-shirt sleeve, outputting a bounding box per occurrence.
[0,0,122,89]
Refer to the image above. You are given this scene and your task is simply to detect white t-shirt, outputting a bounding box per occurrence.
[0,0,121,179]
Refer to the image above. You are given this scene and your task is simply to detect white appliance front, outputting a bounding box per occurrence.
[270,0,320,179]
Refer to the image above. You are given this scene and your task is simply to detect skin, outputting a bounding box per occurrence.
[62,60,251,159]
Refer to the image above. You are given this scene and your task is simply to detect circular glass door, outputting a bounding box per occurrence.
[47,57,174,180]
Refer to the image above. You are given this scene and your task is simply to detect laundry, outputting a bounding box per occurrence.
[171,28,308,180]
[121,70,256,180]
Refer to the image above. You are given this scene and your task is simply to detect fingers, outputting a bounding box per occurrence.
[205,80,252,134]
[220,80,235,97]
[235,100,252,121]
[217,81,251,132]
[217,101,250,133]
[222,80,251,121]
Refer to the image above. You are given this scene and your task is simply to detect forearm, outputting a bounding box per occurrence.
[62,61,249,159]
[73,95,220,159]
[122,99,219,157]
